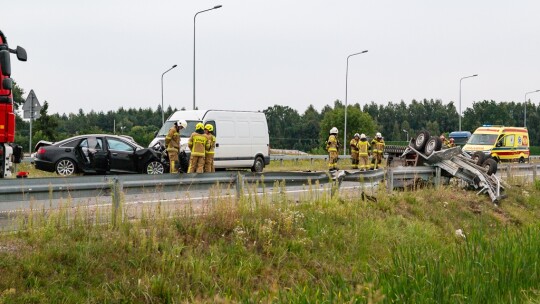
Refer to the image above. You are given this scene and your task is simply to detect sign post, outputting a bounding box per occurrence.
[22,90,42,153]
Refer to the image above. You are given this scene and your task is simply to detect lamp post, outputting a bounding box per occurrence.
[161,64,178,124]
[402,129,409,142]
[344,50,368,155]
[193,5,222,110]
[459,74,478,131]
[524,89,540,128]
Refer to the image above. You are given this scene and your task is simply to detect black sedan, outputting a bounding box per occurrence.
[33,134,167,176]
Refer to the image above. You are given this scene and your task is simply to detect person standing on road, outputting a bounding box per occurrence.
[370,132,385,170]
[357,133,370,171]
[326,127,340,171]
[204,124,216,172]
[165,120,186,173]
[188,122,210,173]
[350,133,360,169]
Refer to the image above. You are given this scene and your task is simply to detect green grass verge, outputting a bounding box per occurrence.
[1,180,540,302]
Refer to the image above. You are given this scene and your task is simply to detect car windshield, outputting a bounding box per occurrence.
[157,120,200,137]
[467,134,498,145]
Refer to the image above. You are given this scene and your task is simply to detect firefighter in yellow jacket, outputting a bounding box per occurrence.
[165,120,187,173]
[325,127,340,171]
[370,132,385,170]
[204,124,216,173]
[357,133,370,171]
[188,122,210,173]
[350,133,360,169]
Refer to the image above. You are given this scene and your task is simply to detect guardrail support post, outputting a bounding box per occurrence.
[435,167,441,188]
[533,164,538,182]
[507,164,511,180]
[111,177,123,227]
[387,168,394,194]
[236,172,243,200]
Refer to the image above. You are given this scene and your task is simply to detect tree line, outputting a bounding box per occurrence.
[11,82,540,153]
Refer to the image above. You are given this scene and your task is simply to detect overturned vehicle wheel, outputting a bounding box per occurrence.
[424,136,442,156]
[413,130,430,152]
[472,151,486,166]
[482,158,498,175]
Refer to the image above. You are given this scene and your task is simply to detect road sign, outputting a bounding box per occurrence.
[23,89,41,119]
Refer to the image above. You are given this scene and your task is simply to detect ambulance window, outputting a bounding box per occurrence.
[504,135,515,147]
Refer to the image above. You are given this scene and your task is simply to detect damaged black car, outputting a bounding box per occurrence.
[33,134,167,176]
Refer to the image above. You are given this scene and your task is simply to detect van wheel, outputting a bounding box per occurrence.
[412,130,430,152]
[482,158,498,175]
[472,152,485,165]
[251,156,264,173]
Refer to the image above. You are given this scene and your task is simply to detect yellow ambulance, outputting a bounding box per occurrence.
[463,125,530,162]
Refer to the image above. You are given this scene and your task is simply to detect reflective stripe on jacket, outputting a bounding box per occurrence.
[166,126,180,150]
[206,134,216,154]
[357,140,370,156]
[371,139,385,153]
[350,138,359,152]
[326,135,338,152]
[188,132,209,157]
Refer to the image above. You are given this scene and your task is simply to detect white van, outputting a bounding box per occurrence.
[149,110,270,172]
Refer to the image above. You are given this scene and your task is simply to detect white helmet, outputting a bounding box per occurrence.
[330,127,338,134]
[360,133,366,139]
[376,132,382,138]
[177,119,187,129]
[354,133,360,138]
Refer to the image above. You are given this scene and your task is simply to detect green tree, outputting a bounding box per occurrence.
[34,101,59,141]
[319,104,376,154]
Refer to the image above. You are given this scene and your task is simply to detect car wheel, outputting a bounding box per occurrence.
[519,157,525,163]
[424,136,442,156]
[472,151,485,165]
[56,158,77,176]
[251,156,264,173]
[146,161,165,174]
[412,130,430,152]
[482,158,498,175]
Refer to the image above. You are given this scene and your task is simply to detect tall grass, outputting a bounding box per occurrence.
[1,181,540,303]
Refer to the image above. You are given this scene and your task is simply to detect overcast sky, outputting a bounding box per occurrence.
[3,0,540,116]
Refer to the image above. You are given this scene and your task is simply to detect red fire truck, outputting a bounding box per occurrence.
[0,30,27,178]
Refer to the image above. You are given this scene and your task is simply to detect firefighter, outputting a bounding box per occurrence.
[165,120,187,173]
[440,134,451,148]
[325,127,340,171]
[350,133,360,169]
[448,138,456,147]
[188,122,210,173]
[357,133,370,171]
[204,124,216,173]
[370,132,385,170]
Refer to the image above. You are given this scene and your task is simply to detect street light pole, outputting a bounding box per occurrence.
[459,74,478,131]
[524,89,540,128]
[193,5,222,110]
[402,129,409,142]
[161,64,178,124]
[344,50,368,155]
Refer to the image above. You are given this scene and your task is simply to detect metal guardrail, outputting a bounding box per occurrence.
[0,171,332,204]
[2,161,539,209]
[270,154,540,161]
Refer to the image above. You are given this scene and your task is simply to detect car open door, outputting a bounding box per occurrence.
[89,137,109,172]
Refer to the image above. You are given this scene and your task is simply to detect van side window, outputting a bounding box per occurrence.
[504,135,515,147]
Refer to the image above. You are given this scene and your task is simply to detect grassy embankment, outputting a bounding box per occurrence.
[1,173,540,302]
